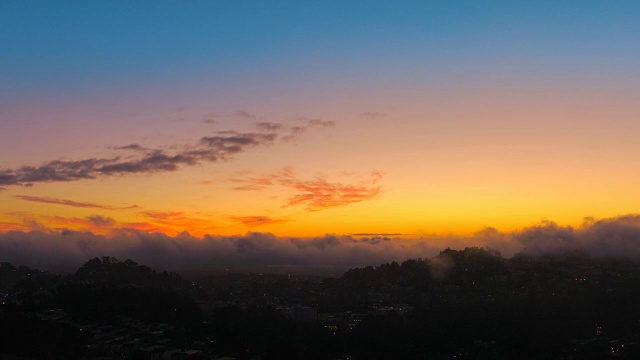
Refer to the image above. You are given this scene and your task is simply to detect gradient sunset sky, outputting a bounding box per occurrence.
[2,1,640,270]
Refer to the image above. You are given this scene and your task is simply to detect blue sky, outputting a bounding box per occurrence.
[3,1,640,99]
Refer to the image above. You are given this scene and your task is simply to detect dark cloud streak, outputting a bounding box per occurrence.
[15,195,138,210]
[230,216,288,227]
[235,110,256,119]
[0,131,278,186]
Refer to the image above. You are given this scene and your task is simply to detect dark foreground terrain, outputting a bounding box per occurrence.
[2,248,640,359]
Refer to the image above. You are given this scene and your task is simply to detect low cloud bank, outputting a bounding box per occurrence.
[0,230,441,275]
[2,214,640,275]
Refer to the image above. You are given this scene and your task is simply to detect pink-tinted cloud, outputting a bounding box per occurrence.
[230,216,288,227]
[284,178,382,210]
[138,210,217,235]
[15,195,138,210]
[0,222,25,232]
[232,168,385,211]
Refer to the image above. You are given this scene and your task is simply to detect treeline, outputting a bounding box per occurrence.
[3,250,640,359]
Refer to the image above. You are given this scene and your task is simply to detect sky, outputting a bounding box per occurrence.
[2,1,640,272]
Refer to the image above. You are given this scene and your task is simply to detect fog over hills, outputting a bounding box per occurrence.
[2,214,640,275]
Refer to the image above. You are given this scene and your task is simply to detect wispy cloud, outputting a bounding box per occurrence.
[253,119,335,142]
[119,221,171,233]
[49,215,116,229]
[235,110,257,119]
[230,215,288,227]
[0,222,24,232]
[308,119,335,128]
[7,210,216,237]
[111,144,151,152]
[254,122,284,132]
[138,210,217,235]
[140,211,185,220]
[0,130,279,186]
[231,168,385,211]
[15,195,138,210]
[202,112,220,124]
[360,112,386,119]
[283,176,382,210]
[22,214,118,234]
[351,233,407,237]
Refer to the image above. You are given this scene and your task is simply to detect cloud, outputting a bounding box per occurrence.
[15,195,138,210]
[356,236,393,245]
[202,112,221,124]
[351,233,406,237]
[458,215,640,258]
[0,130,279,187]
[254,122,284,132]
[308,119,335,128]
[230,216,288,227]
[112,144,149,152]
[253,119,334,142]
[25,215,118,233]
[282,126,307,142]
[0,222,24,232]
[284,179,381,210]
[235,110,256,119]
[138,210,218,235]
[291,235,341,249]
[511,215,640,257]
[429,254,454,280]
[0,187,7,191]
[141,211,185,220]
[2,214,640,275]
[0,229,434,275]
[232,168,385,211]
[7,209,217,237]
[360,112,386,119]
[86,215,117,228]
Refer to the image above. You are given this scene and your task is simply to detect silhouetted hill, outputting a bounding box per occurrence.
[3,249,640,359]
[0,262,59,293]
[73,256,189,288]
